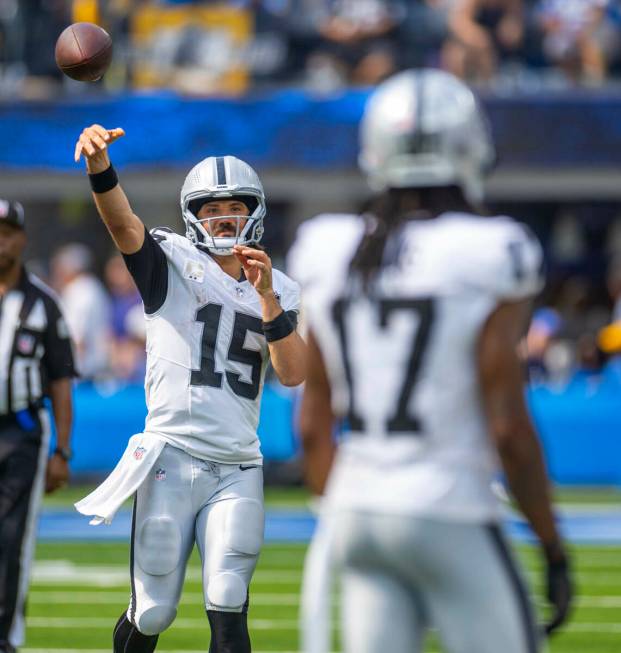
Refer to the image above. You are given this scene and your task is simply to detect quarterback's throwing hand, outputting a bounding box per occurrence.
[74,124,125,171]
[233,246,273,296]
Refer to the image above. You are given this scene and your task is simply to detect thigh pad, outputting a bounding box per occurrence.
[224,498,264,556]
[136,516,182,576]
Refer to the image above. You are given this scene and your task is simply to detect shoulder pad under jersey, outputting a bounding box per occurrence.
[446,215,545,301]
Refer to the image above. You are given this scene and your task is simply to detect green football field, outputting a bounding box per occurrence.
[23,486,621,652]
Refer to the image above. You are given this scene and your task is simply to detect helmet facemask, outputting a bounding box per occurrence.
[183,193,265,256]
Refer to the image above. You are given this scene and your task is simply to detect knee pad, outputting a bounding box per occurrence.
[224,499,264,556]
[136,516,182,575]
[135,605,177,636]
[207,572,247,611]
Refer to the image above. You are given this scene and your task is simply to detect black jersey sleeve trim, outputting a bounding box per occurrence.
[41,297,77,381]
[122,226,169,314]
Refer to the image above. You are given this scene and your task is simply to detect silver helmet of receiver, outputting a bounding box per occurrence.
[359,69,495,203]
[180,155,266,255]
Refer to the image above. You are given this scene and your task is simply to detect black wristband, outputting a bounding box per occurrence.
[88,164,118,193]
[263,310,294,343]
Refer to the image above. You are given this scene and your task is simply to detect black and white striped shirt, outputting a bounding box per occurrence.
[0,269,75,417]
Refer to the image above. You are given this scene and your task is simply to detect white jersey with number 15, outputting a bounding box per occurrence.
[144,229,300,465]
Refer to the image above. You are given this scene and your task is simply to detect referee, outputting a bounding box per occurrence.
[0,200,76,653]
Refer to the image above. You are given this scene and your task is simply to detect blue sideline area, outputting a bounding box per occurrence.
[66,381,298,473]
[39,507,621,545]
[63,378,621,485]
[2,89,621,171]
[529,375,621,486]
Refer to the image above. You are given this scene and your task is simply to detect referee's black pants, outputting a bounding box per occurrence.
[0,416,45,653]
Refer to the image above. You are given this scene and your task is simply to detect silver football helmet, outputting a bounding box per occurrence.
[180,155,266,255]
[359,69,495,203]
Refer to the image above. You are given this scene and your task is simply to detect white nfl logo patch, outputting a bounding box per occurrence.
[155,468,166,481]
[133,446,146,460]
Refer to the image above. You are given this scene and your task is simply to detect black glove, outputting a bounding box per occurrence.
[544,548,573,636]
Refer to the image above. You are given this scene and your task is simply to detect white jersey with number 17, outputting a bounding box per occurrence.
[288,212,543,521]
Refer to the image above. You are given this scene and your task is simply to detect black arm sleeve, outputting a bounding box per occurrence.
[122,226,169,314]
[42,300,77,381]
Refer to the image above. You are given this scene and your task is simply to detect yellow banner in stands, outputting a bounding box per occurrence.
[131,4,251,95]
[72,0,100,24]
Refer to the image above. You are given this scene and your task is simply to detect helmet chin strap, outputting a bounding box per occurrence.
[206,245,235,257]
[192,237,235,257]
[206,234,243,256]
[195,233,254,257]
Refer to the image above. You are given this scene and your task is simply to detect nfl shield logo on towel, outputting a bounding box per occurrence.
[133,446,146,460]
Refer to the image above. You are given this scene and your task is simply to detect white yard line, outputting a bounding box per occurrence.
[565,622,621,633]
[29,591,300,605]
[23,616,621,633]
[576,595,621,607]
[30,561,301,586]
[24,648,436,653]
[28,591,621,608]
[525,571,621,586]
[22,650,317,653]
[26,617,302,629]
[32,560,621,589]
[24,649,429,653]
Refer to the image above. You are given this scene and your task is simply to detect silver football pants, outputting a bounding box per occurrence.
[303,510,541,653]
[126,444,264,635]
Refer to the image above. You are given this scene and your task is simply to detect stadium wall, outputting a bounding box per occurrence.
[56,380,621,486]
[2,90,621,171]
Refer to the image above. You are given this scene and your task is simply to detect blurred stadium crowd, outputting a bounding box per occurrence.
[40,242,146,383]
[2,0,621,98]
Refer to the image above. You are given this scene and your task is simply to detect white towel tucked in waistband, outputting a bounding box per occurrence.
[74,433,166,525]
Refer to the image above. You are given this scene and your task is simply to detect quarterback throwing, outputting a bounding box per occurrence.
[73,125,305,653]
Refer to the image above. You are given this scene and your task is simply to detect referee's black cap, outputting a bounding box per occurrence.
[0,199,25,230]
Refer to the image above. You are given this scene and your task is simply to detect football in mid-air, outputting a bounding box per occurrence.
[55,22,113,82]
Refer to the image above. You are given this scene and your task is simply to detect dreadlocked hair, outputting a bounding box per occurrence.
[349,186,476,287]
[349,189,404,288]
